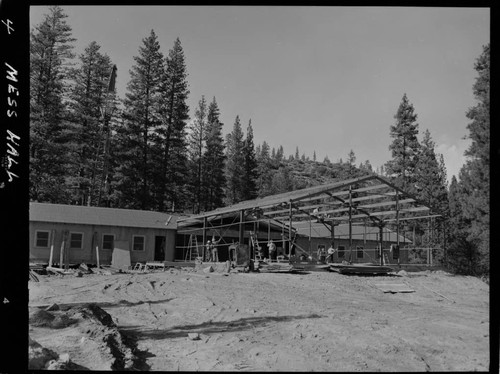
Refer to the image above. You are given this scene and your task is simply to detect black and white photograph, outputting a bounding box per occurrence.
[2,3,493,371]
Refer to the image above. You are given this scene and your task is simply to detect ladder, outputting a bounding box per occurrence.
[185,234,200,261]
[249,231,261,259]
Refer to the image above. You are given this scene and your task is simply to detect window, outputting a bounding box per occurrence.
[69,232,83,249]
[102,234,115,251]
[338,245,345,258]
[133,235,145,251]
[35,230,50,248]
[356,246,364,259]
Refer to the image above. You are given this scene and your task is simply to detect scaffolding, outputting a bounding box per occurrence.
[176,175,444,266]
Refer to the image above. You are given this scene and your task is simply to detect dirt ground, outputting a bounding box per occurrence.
[28,264,490,371]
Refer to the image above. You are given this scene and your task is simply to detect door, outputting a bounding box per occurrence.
[154,236,166,261]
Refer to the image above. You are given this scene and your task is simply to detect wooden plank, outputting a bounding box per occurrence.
[59,231,67,269]
[372,283,415,293]
[48,229,55,267]
[111,241,131,270]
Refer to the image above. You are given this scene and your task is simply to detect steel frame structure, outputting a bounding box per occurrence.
[177,175,443,265]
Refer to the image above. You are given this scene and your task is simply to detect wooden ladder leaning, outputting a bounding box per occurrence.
[249,231,261,259]
[185,234,200,261]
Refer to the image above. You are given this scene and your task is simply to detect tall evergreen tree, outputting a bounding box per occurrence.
[456,43,490,275]
[187,96,208,213]
[30,5,75,203]
[346,149,357,178]
[384,93,421,194]
[414,129,449,262]
[414,130,449,213]
[224,116,245,204]
[202,97,226,211]
[66,41,117,206]
[446,176,479,274]
[242,120,258,200]
[115,30,164,210]
[155,37,190,212]
[271,165,294,195]
[256,141,273,197]
[276,145,284,162]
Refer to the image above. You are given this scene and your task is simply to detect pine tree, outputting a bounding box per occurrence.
[456,43,490,275]
[385,93,421,194]
[242,120,258,200]
[271,165,294,194]
[360,160,373,174]
[414,130,449,213]
[446,176,478,274]
[202,97,226,211]
[347,149,356,166]
[295,146,300,160]
[276,145,284,162]
[30,5,76,203]
[256,141,273,197]
[66,41,117,206]
[187,96,208,213]
[414,129,449,263]
[224,116,246,204]
[155,37,190,212]
[346,149,357,178]
[115,30,164,209]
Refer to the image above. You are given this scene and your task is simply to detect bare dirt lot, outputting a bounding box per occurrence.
[28,265,489,371]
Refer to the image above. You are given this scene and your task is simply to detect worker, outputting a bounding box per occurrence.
[267,239,277,262]
[205,240,212,262]
[317,247,326,263]
[211,236,221,262]
[326,243,336,263]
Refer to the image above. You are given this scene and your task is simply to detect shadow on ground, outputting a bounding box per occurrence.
[31,298,175,310]
[120,313,323,340]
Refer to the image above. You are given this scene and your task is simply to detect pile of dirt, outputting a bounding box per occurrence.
[29,304,142,370]
[28,336,58,369]
[29,308,77,329]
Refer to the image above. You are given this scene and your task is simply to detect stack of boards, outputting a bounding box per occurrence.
[258,262,304,273]
[327,263,393,275]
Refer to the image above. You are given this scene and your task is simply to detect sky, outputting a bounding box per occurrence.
[30,6,490,183]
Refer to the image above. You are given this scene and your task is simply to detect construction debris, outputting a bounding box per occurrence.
[328,263,393,275]
[29,270,40,282]
[45,303,60,312]
[188,333,201,341]
[258,262,304,273]
[371,282,415,293]
[203,266,214,274]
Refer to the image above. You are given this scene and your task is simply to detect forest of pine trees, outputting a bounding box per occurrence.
[29,7,489,276]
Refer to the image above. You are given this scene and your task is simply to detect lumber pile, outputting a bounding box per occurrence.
[258,262,304,273]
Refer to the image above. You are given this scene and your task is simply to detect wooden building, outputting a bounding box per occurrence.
[29,203,178,266]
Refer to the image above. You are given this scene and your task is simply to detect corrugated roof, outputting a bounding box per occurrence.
[292,221,411,243]
[29,203,179,230]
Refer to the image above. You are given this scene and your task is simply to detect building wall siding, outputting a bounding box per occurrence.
[29,221,175,265]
